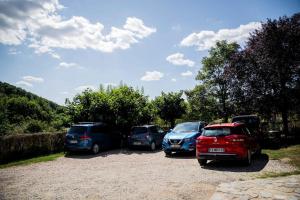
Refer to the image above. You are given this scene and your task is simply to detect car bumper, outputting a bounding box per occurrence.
[162,141,196,153]
[64,142,92,152]
[197,153,240,160]
[128,139,151,147]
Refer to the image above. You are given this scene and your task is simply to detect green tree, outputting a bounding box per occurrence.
[197,40,240,122]
[185,85,217,122]
[153,92,186,128]
[229,13,300,136]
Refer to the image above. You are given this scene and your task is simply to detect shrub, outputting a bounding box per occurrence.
[0,132,65,163]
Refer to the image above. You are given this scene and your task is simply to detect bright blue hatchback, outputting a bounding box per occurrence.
[64,122,121,154]
[162,121,206,156]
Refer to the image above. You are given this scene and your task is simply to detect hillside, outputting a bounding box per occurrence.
[0,82,69,135]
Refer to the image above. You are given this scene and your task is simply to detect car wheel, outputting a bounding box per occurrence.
[165,151,172,157]
[92,143,100,154]
[244,149,252,166]
[198,159,207,166]
[150,141,156,151]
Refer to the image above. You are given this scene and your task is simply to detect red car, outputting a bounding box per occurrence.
[196,122,261,166]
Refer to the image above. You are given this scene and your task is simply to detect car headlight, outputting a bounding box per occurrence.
[183,138,194,143]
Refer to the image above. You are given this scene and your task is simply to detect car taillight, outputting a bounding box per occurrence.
[80,135,91,140]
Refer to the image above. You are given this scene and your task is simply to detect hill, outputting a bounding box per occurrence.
[0,82,69,135]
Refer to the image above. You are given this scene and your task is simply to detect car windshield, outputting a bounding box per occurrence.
[173,122,199,132]
[203,128,231,137]
[68,126,87,135]
[132,127,148,135]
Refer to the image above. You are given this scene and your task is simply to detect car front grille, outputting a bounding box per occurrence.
[169,139,182,144]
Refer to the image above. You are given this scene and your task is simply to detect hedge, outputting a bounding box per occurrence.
[0,132,65,163]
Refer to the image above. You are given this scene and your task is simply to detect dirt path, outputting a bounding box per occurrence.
[0,149,296,200]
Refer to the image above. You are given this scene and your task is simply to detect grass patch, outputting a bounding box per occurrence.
[259,145,300,178]
[0,152,64,169]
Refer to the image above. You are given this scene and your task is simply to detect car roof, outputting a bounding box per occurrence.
[178,121,206,124]
[205,122,244,128]
[232,115,258,119]
[132,125,155,128]
[72,122,105,127]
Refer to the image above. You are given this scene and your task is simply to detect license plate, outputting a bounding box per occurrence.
[170,144,181,149]
[69,140,78,144]
[208,148,224,152]
[133,141,142,145]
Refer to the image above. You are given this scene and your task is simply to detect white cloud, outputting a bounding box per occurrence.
[58,62,83,69]
[0,0,156,57]
[75,85,97,92]
[16,81,33,87]
[141,71,164,81]
[22,75,44,83]
[166,53,195,67]
[60,91,69,95]
[181,70,193,77]
[171,78,177,82]
[180,22,261,51]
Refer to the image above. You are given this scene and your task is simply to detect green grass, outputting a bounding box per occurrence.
[259,145,300,178]
[0,153,64,169]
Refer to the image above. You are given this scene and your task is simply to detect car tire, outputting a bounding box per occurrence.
[244,149,252,166]
[150,141,156,151]
[92,143,100,154]
[165,151,172,157]
[198,159,207,166]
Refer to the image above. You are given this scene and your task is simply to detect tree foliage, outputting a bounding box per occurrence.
[0,82,69,135]
[153,91,186,128]
[66,85,154,133]
[228,13,300,135]
[196,40,240,122]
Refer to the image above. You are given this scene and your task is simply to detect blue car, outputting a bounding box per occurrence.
[128,125,166,151]
[64,122,121,154]
[162,121,206,156]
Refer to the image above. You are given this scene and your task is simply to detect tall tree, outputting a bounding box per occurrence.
[197,40,240,122]
[185,85,217,122]
[229,13,300,136]
[153,92,186,128]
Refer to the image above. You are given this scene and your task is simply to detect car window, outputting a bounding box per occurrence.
[132,127,148,135]
[173,122,199,132]
[90,125,107,134]
[203,128,231,136]
[157,127,164,134]
[149,126,158,133]
[68,126,87,135]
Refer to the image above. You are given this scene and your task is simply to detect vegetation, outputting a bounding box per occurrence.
[0,153,64,169]
[153,91,186,128]
[259,145,300,178]
[66,84,155,133]
[0,82,70,135]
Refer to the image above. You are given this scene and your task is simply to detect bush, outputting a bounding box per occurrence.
[0,132,65,163]
[25,120,45,133]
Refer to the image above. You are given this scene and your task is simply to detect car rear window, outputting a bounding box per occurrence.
[203,126,247,137]
[203,128,231,137]
[131,127,148,135]
[68,126,88,135]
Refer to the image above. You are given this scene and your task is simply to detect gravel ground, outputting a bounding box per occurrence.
[0,149,296,200]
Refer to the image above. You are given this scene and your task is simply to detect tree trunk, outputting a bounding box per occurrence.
[281,107,289,145]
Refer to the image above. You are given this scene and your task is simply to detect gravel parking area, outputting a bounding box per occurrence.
[0,149,296,200]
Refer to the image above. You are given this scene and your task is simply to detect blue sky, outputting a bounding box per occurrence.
[0,0,299,105]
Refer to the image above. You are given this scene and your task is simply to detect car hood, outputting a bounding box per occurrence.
[165,131,199,140]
